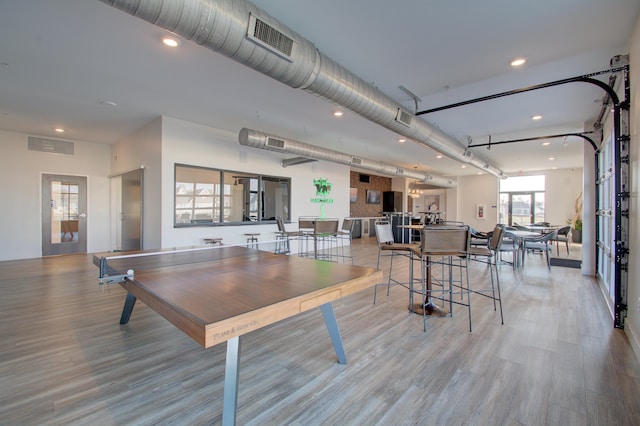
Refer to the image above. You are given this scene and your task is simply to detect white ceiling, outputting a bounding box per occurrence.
[1,0,638,180]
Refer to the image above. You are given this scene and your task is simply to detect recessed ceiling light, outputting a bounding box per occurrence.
[100,100,117,107]
[548,157,555,160]
[531,114,543,120]
[333,110,343,117]
[398,138,406,143]
[542,141,550,146]
[477,172,483,175]
[55,128,64,133]
[436,155,443,159]
[162,36,180,47]
[510,57,526,67]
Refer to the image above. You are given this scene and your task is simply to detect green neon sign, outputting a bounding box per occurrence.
[311,178,334,218]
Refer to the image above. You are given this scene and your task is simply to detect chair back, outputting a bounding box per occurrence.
[341,218,355,233]
[539,229,558,242]
[276,216,285,232]
[375,222,395,245]
[420,226,469,255]
[488,225,505,251]
[298,217,317,233]
[314,219,339,235]
[557,225,571,236]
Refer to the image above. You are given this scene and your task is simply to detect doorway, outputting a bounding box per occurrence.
[42,174,87,256]
[499,191,545,226]
[110,168,143,251]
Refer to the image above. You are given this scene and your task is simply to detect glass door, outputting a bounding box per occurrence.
[499,191,545,226]
[42,174,87,256]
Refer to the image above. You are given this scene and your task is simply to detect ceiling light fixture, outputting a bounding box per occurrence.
[436,155,443,159]
[461,165,467,168]
[531,114,543,120]
[333,110,343,117]
[398,138,406,143]
[162,36,180,47]
[54,128,64,133]
[548,157,555,160]
[542,141,550,146]
[510,57,526,67]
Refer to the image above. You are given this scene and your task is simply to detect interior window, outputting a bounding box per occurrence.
[175,164,291,226]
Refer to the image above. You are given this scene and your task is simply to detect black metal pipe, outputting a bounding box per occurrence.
[416,67,624,116]
[468,132,598,151]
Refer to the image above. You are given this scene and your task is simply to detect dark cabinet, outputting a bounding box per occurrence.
[383,191,403,213]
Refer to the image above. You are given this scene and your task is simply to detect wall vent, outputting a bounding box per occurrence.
[266,137,286,149]
[247,14,295,60]
[351,157,362,165]
[395,108,413,127]
[27,136,74,155]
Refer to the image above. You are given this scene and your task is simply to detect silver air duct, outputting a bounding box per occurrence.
[100,0,505,178]
[239,128,456,188]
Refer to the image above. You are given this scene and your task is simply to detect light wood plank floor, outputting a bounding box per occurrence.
[1,237,639,425]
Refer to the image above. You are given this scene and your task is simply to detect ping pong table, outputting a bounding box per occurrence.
[94,244,382,425]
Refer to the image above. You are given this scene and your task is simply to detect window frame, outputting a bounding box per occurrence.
[174,163,291,227]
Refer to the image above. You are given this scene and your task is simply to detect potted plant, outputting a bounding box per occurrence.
[568,192,583,243]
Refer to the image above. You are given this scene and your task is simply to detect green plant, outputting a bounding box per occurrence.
[574,218,582,231]
[567,192,583,230]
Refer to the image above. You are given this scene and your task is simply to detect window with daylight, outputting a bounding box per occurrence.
[499,175,546,226]
[174,164,291,226]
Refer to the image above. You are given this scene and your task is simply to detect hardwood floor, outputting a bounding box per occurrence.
[1,237,639,425]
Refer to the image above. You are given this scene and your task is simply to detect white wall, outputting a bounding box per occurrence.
[160,117,351,248]
[544,168,584,226]
[457,174,499,231]
[624,12,640,361]
[111,117,163,250]
[0,130,111,260]
[455,168,583,233]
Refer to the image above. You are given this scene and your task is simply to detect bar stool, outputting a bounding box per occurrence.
[337,218,355,264]
[312,219,340,262]
[244,232,260,249]
[413,226,471,332]
[373,221,420,304]
[297,216,317,257]
[203,237,223,245]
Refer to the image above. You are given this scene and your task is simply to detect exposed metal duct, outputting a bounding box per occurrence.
[99,0,505,178]
[239,128,456,188]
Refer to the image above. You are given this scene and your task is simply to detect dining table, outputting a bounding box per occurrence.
[504,229,542,268]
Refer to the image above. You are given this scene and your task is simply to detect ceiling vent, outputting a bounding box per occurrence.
[396,168,404,174]
[351,157,363,165]
[27,136,74,155]
[395,108,413,127]
[247,14,295,60]
[266,137,286,149]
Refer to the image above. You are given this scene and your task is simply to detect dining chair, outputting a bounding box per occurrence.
[524,229,558,269]
[414,226,471,332]
[553,225,571,255]
[373,221,419,304]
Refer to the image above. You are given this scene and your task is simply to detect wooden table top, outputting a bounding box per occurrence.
[100,246,382,348]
